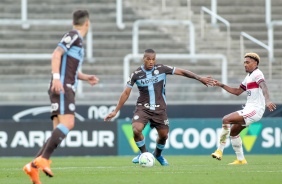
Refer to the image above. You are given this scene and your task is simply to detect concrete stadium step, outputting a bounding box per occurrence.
[0,0,282,104]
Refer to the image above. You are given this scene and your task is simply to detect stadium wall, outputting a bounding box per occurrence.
[0,116,281,157]
[118,118,282,156]
[0,104,281,122]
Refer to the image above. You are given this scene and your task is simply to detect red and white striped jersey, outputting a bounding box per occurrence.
[240,68,265,109]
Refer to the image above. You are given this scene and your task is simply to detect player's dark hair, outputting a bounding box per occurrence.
[73,10,89,26]
[144,49,155,54]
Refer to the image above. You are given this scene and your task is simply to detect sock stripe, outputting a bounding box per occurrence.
[136,138,145,148]
[57,124,69,135]
[157,144,165,150]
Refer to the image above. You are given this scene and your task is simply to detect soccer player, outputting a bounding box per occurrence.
[23,10,99,184]
[211,52,276,165]
[104,49,214,166]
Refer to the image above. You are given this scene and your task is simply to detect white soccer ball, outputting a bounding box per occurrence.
[139,152,155,167]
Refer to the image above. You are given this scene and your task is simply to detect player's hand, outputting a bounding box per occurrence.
[104,111,117,122]
[87,75,99,86]
[51,79,65,94]
[266,101,276,112]
[200,76,215,87]
[212,80,222,87]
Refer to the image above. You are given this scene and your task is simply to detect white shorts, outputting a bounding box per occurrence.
[237,106,265,126]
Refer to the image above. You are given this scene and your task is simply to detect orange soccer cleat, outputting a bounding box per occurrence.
[34,156,54,177]
[23,162,41,184]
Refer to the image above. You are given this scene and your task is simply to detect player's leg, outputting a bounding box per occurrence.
[132,121,146,151]
[34,116,60,158]
[131,121,146,163]
[217,111,246,164]
[153,126,169,166]
[23,102,62,183]
[228,124,247,165]
[34,114,74,176]
[23,116,60,183]
[151,111,169,166]
[212,113,234,160]
[131,109,149,163]
[228,107,264,165]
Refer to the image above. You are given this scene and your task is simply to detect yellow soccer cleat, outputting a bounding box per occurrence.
[228,159,248,165]
[211,149,223,160]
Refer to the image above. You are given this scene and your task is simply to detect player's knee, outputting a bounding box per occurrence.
[222,116,230,124]
[132,127,142,137]
[158,134,168,142]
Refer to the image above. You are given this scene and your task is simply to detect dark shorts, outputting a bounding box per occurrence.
[49,87,76,119]
[132,107,169,130]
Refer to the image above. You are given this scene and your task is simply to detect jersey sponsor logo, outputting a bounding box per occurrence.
[63,36,72,44]
[144,103,160,108]
[51,103,59,112]
[164,119,169,126]
[69,103,75,111]
[154,70,159,75]
[133,115,139,120]
[135,70,142,74]
[66,34,78,49]
[140,76,159,85]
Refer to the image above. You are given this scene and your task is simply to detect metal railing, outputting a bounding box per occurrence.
[161,0,192,19]
[0,54,83,97]
[116,0,125,29]
[267,21,282,62]
[0,0,93,61]
[240,32,272,80]
[200,6,230,57]
[132,19,195,57]
[116,0,193,30]
[123,53,228,95]
[211,0,217,26]
[265,0,271,25]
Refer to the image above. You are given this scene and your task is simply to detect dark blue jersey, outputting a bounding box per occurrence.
[127,64,175,110]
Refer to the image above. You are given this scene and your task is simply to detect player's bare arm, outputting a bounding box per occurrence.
[78,72,99,86]
[51,46,65,94]
[259,81,276,111]
[174,68,214,87]
[214,80,244,96]
[104,87,132,121]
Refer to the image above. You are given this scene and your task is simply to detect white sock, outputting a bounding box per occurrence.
[231,135,245,161]
[218,124,230,152]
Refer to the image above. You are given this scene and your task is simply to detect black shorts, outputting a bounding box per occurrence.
[49,87,76,119]
[132,107,169,130]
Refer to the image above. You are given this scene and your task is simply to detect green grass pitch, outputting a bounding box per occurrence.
[1,155,281,184]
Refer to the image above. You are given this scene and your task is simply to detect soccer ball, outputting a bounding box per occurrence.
[139,152,155,167]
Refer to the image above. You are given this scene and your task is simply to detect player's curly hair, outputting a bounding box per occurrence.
[244,52,260,64]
